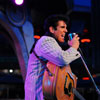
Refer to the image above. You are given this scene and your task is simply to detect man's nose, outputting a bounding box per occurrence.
[65,28,68,32]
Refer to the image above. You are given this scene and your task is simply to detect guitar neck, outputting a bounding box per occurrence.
[73,88,86,100]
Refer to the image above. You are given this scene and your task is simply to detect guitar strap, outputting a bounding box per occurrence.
[33,49,54,76]
[33,49,46,65]
[31,40,47,65]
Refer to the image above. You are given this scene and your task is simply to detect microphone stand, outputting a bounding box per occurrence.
[68,33,100,94]
[79,48,100,94]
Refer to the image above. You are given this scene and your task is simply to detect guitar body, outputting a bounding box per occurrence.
[42,62,77,100]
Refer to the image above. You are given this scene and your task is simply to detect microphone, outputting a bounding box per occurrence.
[68,33,76,40]
[68,32,81,52]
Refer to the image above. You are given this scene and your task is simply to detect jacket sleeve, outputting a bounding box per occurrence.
[35,36,80,67]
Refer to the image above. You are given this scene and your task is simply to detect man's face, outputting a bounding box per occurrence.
[53,20,68,43]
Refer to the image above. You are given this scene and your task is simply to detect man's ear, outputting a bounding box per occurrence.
[49,26,55,33]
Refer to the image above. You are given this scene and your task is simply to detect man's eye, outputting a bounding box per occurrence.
[61,26,65,28]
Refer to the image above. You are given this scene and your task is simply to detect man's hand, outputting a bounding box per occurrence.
[68,34,80,50]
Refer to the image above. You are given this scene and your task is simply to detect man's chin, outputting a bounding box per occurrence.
[60,40,65,43]
[58,39,65,43]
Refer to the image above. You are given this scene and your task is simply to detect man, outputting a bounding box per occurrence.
[25,14,80,100]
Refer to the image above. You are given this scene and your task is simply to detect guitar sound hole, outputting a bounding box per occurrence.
[64,76,72,97]
[64,83,72,97]
[68,83,72,92]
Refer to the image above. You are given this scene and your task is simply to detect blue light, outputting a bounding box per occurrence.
[48,80,51,86]
[74,0,91,7]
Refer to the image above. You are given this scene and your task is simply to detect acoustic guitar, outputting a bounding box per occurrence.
[42,62,77,100]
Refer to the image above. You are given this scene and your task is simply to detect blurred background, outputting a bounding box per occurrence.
[0,0,100,100]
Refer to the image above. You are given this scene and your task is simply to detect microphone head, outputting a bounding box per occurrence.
[68,33,76,40]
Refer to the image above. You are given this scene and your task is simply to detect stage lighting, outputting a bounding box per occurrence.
[14,0,24,5]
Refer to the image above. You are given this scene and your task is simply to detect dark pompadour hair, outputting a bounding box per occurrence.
[43,14,69,33]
